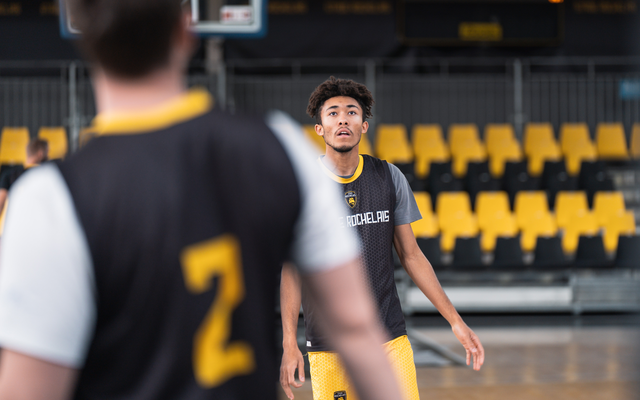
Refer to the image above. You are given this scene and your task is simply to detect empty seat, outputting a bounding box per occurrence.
[0,127,29,165]
[436,192,472,230]
[476,191,511,230]
[596,122,629,160]
[574,236,609,269]
[533,236,568,269]
[452,237,483,269]
[488,140,522,177]
[562,211,599,253]
[375,124,413,164]
[484,124,516,154]
[555,191,589,229]
[523,122,556,156]
[412,124,450,179]
[411,192,439,238]
[448,124,481,156]
[615,235,640,269]
[565,145,597,176]
[492,237,525,269]
[452,140,486,177]
[37,127,68,160]
[521,212,557,252]
[514,191,549,230]
[602,210,636,253]
[631,123,640,159]
[593,191,626,226]
[559,123,592,155]
[302,125,325,154]
[527,141,562,177]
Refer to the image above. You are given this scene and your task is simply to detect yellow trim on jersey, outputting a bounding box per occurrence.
[92,88,214,136]
[317,155,364,184]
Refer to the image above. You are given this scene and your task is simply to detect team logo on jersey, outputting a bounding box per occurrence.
[345,191,357,208]
[334,391,347,400]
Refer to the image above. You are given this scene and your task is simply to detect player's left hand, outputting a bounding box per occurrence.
[452,322,485,371]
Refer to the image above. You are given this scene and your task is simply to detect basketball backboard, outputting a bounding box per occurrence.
[59,0,267,39]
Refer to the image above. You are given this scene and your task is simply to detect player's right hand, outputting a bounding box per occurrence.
[280,345,305,400]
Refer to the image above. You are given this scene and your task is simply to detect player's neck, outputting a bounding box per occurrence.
[93,67,186,115]
[324,148,360,177]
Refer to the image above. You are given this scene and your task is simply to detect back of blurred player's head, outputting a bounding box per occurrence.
[68,0,185,79]
[26,138,49,162]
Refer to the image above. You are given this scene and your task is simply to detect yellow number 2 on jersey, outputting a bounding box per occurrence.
[181,233,256,388]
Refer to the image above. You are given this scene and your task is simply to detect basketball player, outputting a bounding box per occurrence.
[0,3,403,400]
[280,77,485,400]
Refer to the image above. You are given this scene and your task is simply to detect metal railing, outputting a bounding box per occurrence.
[0,57,639,151]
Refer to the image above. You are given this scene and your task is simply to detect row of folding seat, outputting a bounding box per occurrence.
[411,190,636,255]
[0,127,69,164]
[301,122,639,180]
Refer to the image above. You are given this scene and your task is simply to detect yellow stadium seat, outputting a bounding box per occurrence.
[302,125,325,154]
[523,122,555,157]
[38,127,68,160]
[480,211,518,252]
[412,124,450,178]
[359,131,373,156]
[593,191,626,226]
[452,140,486,177]
[559,123,592,155]
[440,213,479,253]
[514,191,549,230]
[449,124,480,156]
[375,124,413,164]
[436,192,472,231]
[602,210,636,253]
[520,211,557,252]
[475,191,511,230]
[488,140,522,177]
[411,192,439,238]
[631,123,640,159]
[555,191,589,230]
[562,211,599,253]
[0,127,29,165]
[596,122,629,160]
[485,124,516,153]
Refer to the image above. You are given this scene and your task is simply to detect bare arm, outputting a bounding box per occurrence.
[302,258,402,400]
[0,350,78,400]
[279,263,305,399]
[393,224,485,370]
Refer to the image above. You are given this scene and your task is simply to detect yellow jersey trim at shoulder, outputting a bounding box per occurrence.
[92,88,214,136]
[317,155,364,184]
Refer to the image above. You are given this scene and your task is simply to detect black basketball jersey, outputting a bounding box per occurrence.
[57,92,301,399]
[303,155,406,352]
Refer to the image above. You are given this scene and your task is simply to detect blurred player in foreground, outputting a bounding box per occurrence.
[0,2,403,399]
[280,77,485,400]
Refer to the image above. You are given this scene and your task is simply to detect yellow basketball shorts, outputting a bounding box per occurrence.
[307,334,420,400]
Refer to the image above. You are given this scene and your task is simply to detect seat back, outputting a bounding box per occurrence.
[436,191,472,229]
[593,191,626,226]
[562,211,599,253]
[485,124,515,154]
[0,127,29,165]
[559,123,592,155]
[603,210,636,253]
[375,124,413,163]
[631,122,640,159]
[448,124,480,156]
[596,122,629,160]
[514,191,549,229]
[476,191,511,229]
[523,123,555,156]
[411,192,439,238]
[412,124,449,178]
[520,212,557,252]
[555,191,588,229]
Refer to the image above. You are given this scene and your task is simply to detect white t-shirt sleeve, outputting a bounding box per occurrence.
[0,163,96,368]
[266,111,360,274]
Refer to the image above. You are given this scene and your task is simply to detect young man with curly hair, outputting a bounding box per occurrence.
[280,76,485,400]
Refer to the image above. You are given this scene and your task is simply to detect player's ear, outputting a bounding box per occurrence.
[315,124,324,137]
[361,121,369,134]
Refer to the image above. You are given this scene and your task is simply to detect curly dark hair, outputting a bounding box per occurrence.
[307,76,374,124]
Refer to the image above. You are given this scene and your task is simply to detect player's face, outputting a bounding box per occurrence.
[316,96,369,153]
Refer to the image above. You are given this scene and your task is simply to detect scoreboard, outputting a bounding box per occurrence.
[397,0,564,46]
